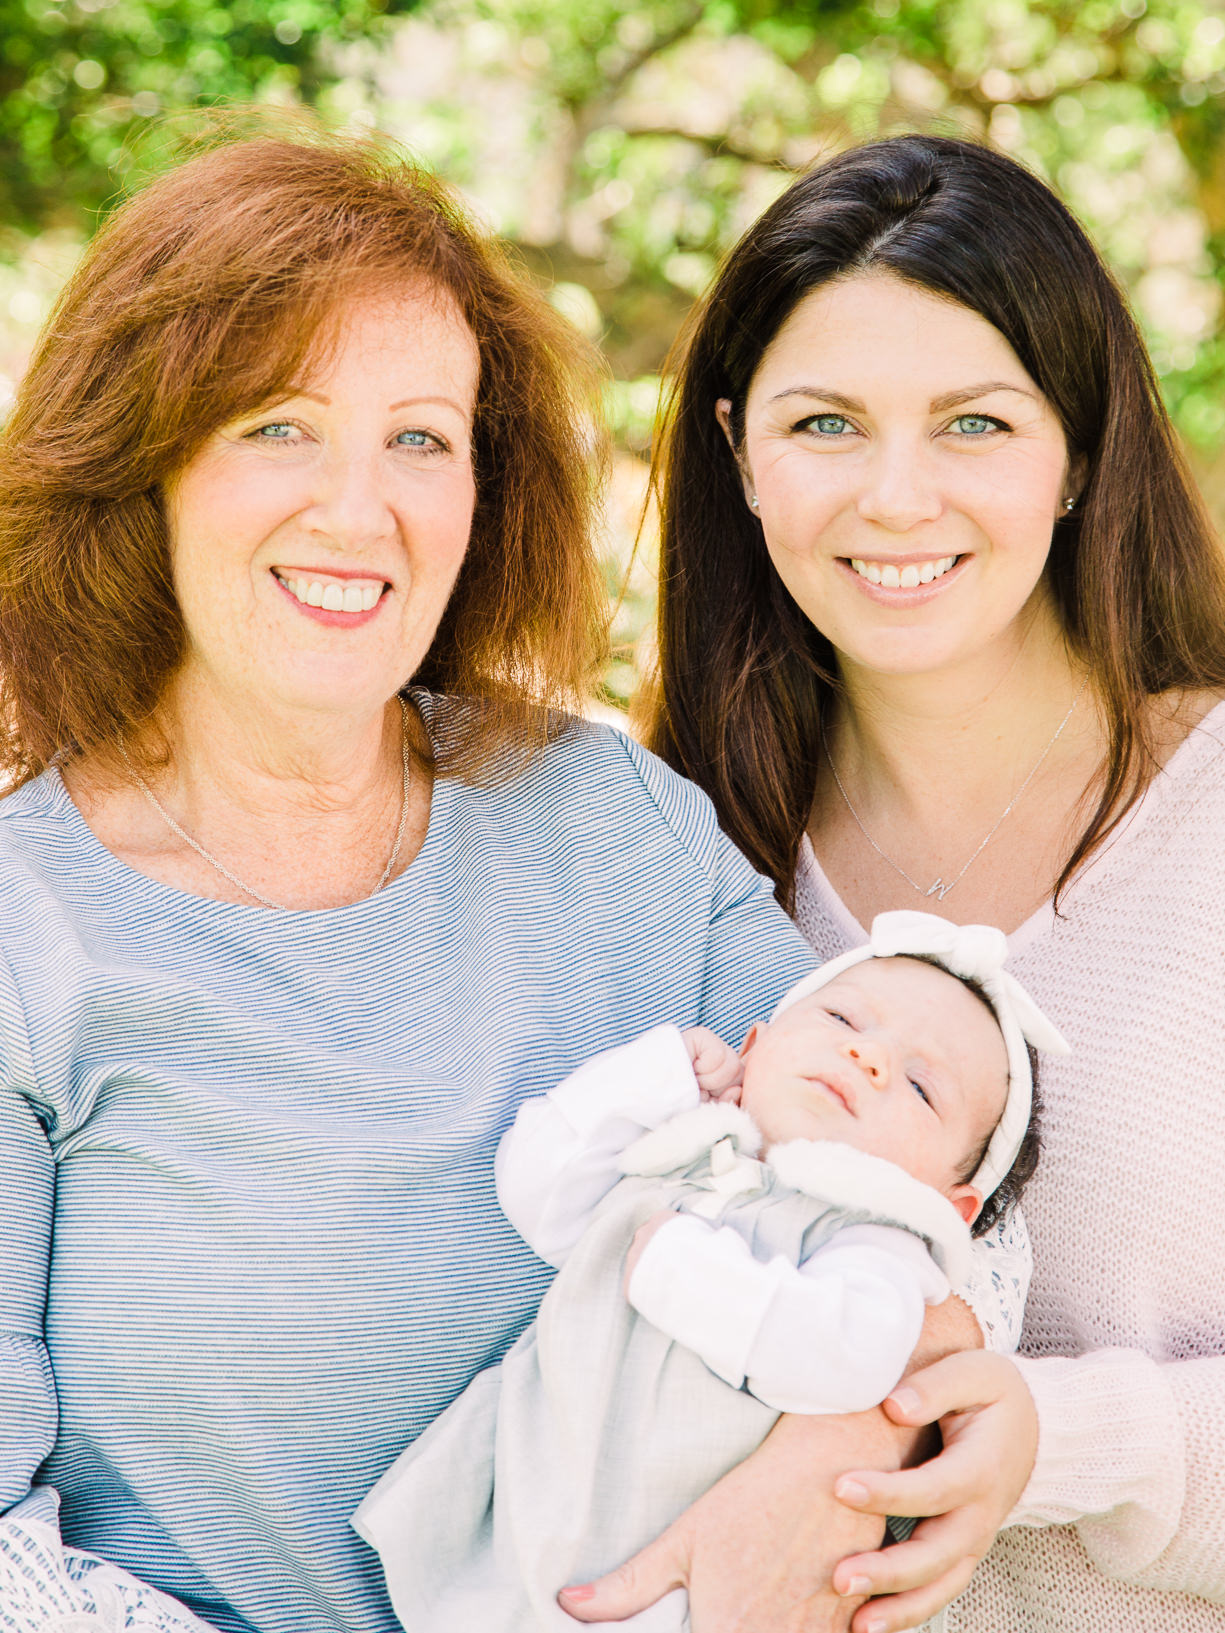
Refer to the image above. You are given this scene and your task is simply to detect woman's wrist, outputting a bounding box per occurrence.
[905,1290,984,1375]
[787,1398,930,1480]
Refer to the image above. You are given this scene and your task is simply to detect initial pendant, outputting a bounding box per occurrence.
[925,878,952,901]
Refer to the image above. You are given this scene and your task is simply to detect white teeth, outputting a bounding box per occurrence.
[851,555,958,588]
[275,570,385,612]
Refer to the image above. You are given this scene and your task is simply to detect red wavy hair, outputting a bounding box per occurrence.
[0,124,607,783]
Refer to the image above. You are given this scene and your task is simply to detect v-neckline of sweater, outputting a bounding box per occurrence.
[800,696,1225,958]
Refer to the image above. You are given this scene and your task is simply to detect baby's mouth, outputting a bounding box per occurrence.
[808,1077,855,1115]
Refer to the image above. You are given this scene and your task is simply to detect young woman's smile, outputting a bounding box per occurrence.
[729,271,1076,682]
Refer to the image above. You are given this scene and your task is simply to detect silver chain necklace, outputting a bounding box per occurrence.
[118,698,412,911]
[820,679,1089,903]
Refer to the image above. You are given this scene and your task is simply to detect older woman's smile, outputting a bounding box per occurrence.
[271,566,390,622]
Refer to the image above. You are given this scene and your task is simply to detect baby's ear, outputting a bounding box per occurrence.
[738,1021,764,1059]
[947,1184,981,1227]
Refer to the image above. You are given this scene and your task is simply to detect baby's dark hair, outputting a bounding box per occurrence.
[963,1043,1042,1238]
[896,954,1042,1238]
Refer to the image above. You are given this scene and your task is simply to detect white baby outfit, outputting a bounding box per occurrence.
[354,1023,971,1632]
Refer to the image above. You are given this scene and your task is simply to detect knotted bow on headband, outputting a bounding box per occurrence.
[772,910,1070,1200]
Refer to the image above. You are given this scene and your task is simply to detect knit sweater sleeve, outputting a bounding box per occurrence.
[1009,1350,1225,1600]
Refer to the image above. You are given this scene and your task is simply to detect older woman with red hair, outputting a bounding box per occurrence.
[0,131,823,1632]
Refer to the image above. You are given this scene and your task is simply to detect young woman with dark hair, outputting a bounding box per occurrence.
[650,135,1225,910]
[587,133,1225,1632]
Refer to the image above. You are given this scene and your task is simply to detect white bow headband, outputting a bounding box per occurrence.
[772,910,1070,1199]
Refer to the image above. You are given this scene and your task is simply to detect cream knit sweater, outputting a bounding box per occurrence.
[795,701,1225,1631]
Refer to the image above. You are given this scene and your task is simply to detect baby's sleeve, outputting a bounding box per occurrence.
[495,1024,700,1266]
[628,1218,944,1414]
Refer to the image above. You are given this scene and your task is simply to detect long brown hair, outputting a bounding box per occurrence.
[0,122,607,784]
[647,134,1225,907]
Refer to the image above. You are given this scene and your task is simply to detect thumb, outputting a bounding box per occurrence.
[882,1350,1015,1428]
[557,1526,690,1623]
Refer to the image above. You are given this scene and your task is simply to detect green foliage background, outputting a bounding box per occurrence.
[5,0,1225,705]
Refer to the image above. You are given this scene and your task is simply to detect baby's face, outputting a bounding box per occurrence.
[739,957,1009,1223]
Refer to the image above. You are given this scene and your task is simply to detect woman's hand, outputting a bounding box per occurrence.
[830,1351,1038,1633]
[558,1408,912,1630]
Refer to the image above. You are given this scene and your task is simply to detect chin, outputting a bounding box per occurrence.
[831,623,978,670]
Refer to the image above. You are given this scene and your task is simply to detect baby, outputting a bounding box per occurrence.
[353,911,1067,1632]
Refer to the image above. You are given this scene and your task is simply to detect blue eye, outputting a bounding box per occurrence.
[251,422,296,440]
[827,1009,853,1027]
[809,414,852,436]
[910,1079,932,1106]
[396,429,446,452]
[952,414,1003,435]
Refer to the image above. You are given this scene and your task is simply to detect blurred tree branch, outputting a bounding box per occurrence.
[0,0,421,233]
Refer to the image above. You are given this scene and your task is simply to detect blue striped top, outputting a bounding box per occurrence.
[0,694,815,1633]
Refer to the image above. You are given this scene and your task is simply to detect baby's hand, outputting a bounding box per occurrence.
[623,1208,678,1295]
[682,1025,743,1102]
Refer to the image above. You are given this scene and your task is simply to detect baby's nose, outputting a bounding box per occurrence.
[842,1040,886,1084]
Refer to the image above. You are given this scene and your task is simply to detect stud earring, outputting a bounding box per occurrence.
[750,495,760,511]
[1063,497,1076,513]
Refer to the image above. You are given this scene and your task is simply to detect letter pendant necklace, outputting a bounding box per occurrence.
[820,679,1088,903]
[117,698,411,911]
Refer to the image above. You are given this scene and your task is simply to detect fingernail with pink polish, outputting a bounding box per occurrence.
[559,1584,595,1602]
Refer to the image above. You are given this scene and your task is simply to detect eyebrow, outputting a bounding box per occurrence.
[390,396,469,416]
[274,390,470,417]
[767,381,1039,413]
